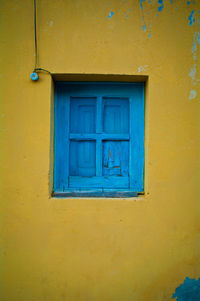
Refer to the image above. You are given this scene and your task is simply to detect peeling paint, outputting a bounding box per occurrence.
[139,0,174,39]
[192,32,197,60]
[138,65,148,72]
[142,24,147,31]
[140,0,146,10]
[123,12,129,19]
[189,64,196,81]
[107,11,114,19]
[197,32,200,44]
[188,10,195,26]
[49,20,54,27]
[158,0,164,12]
[187,0,195,5]
[172,277,200,299]
[189,89,197,100]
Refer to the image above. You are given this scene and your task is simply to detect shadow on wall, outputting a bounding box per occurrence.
[172,277,200,300]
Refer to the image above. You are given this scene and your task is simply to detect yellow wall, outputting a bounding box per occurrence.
[0,0,200,300]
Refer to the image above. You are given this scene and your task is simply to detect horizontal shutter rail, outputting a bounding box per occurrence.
[69,176,129,189]
[69,133,130,140]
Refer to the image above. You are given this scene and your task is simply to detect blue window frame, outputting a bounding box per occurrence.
[53,82,144,197]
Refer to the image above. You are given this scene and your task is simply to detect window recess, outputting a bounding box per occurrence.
[53,82,144,197]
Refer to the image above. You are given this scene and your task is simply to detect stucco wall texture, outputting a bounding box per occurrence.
[0,0,200,300]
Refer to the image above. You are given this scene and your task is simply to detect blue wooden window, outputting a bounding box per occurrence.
[54,82,144,197]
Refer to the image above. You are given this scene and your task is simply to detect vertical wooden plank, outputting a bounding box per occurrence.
[70,98,96,133]
[129,84,145,192]
[104,98,129,134]
[96,96,103,177]
[54,85,70,191]
[96,138,102,176]
[70,141,96,176]
[96,96,102,134]
[103,141,129,176]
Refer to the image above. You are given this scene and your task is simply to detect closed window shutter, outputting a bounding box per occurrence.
[54,83,144,195]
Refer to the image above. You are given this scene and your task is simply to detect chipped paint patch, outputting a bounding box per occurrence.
[187,1,195,5]
[107,11,114,19]
[191,32,200,60]
[49,20,54,27]
[138,65,148,72]
[189,64,196,81]
[172,277,200,299]
[189,89,197,100]
[142,24,147,31]
[188,10,195,26]
[158,0,164,12]
[197,32,200,44]
[140,0,146,10]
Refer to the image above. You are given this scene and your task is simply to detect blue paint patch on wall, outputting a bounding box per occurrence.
[172,277,200,300]
[140,0,146,10]
[197,32,200,44]
[188,10,196,25]
[189,64,196,81]
[142,24,147,31]
[107,11,114,19]
[187,0,195,5]
[158,0,164,12]
[189,89,197,100]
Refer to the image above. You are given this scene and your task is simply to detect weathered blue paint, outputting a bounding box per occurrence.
[54,191,138,198]
[192,38,197,53]
[69,141,96,176]
[129,88,144,192]
[189,89,197,100]
[124,12,129,19]
[172,277,200,300]
[54,82,145,197]
[107,11,114,19]
[69,176,129,189]
[142,24,147,31]
[188,10,195,26]
[103,141,129,176]
[191,32,198,60]
[197,32,200,44]
[187,1,195,5]
[140,0,146,10]
[54,89,70,191]
[158,0,164,12]
[189,64,196,81]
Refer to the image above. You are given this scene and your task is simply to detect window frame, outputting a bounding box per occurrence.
[53,82,145,198]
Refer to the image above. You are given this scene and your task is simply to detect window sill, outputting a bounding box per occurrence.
[52,190,139,198]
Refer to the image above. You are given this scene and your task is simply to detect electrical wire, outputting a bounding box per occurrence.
[33,0,51,75]
[34,0,37,69]
[34,68,52,75]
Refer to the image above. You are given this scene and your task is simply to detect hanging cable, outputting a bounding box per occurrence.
[34,0,37,69]
[34,68,51,75]
[31,0,51,81]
